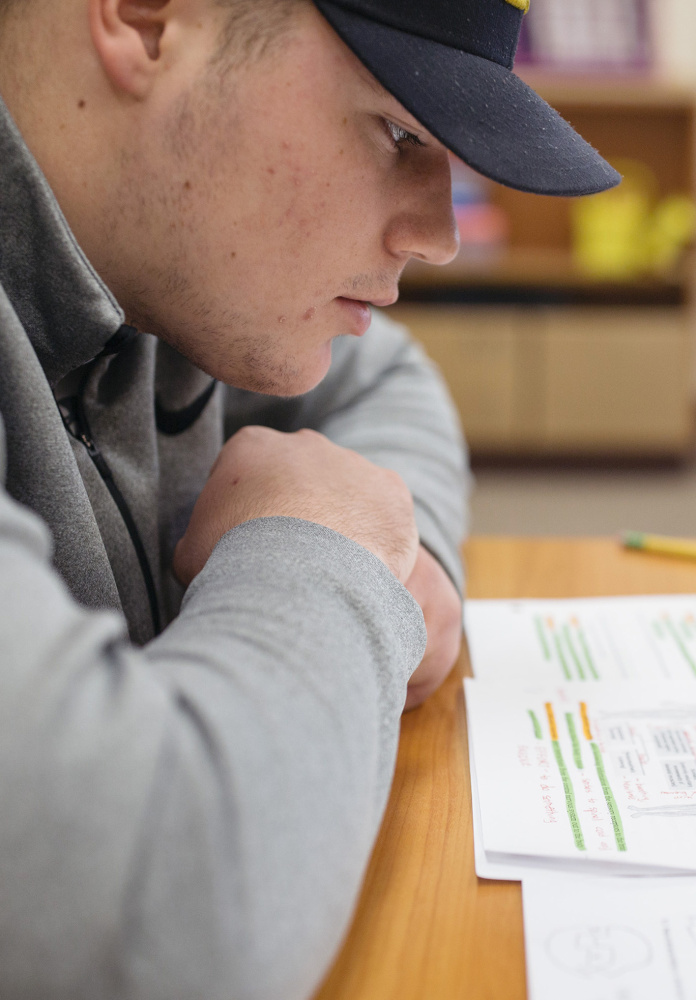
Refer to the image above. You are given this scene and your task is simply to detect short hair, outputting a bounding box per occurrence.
[0,1,305,57]
[214,0,307,65]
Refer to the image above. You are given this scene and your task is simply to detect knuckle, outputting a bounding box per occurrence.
[229,424,280,459]
[228,425,261,453]
[295,428,331,452]
[237,424,272,441]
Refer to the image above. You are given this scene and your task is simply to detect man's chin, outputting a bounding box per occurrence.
[222,344,334,398]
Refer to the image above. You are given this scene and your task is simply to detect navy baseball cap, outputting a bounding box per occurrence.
[312,0,621,196]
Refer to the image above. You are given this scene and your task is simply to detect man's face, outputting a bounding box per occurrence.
[105,3,459,395]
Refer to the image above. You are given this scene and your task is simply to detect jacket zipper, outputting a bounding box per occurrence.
[66,393,163,637]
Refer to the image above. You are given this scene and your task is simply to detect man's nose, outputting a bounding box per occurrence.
[384,153,461,266]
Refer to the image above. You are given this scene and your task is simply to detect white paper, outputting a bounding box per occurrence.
[465,679,696,876]
[523,872,696,1000]
[468,718,660,882]
[465,595,696,684]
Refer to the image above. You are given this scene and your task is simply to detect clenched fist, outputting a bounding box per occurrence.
[173,426,420,586]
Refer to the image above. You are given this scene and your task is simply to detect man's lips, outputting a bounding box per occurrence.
[335,291,400,335]
[335,297,372,336]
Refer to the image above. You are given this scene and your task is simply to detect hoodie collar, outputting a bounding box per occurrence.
[0,95,125,386]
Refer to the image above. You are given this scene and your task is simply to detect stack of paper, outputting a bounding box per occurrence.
[467,678,696,879]
[464,596,696,998]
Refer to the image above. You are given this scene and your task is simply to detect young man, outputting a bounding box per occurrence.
[0,1,618,998]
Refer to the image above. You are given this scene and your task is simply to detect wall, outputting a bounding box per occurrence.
[651,0,696,84]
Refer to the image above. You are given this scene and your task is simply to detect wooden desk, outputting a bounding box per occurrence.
[314,536,696,1000]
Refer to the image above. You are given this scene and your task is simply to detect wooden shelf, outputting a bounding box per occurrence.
[398,78,696,459]
[517,72,696,111]
[401,249,690,298]
[389,303,695,459]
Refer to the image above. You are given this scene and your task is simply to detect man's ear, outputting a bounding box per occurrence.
[88,0,170,98]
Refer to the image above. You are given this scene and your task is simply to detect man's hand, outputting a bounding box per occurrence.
[173,426,420,586]
[403,545,462,711]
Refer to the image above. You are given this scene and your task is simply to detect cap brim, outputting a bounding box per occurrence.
[314,1,621,196]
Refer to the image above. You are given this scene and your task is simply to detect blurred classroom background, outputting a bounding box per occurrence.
[386,0,696,536]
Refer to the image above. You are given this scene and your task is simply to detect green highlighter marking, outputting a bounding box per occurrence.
[591,742,626,851]
[576,628,600,680]
[552,632,572,680]
[528,710,543,739]
[563,624,586,681]
[662,615,696,677]
[565,713,583,768]
[551,740,586,851]
[534,616,551,660]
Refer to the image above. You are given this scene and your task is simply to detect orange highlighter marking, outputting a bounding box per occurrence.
[580,701,593,740]
[544,702,558,741]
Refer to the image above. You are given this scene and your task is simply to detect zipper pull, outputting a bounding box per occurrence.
[79,431,96,455]
[79,432,113,481]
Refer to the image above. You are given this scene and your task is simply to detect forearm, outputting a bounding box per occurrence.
[0,488,425,1000]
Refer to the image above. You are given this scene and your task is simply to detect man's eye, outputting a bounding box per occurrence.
[384,119,425,149]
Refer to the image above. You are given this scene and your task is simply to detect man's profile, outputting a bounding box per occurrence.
[0,1,617,998]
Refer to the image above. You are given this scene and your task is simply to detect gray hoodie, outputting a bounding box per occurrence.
[0,95,468,1000]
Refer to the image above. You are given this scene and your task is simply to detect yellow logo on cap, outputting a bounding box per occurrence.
[505,0,530,11]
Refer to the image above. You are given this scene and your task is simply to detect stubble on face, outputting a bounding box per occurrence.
[103,6,411,397]
[107,70,302,393]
